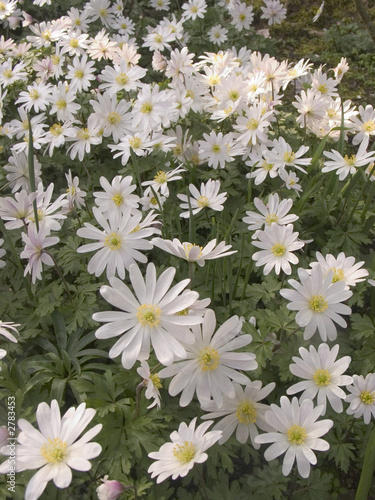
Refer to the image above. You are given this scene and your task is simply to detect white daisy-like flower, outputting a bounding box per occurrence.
[252,223,305,275]
[201,381,275,446]
[267,137,311,173]
[309,251,369,289]
[0,400,102,500]
[181,0,207,21]
[152,237,236,267]
[287,343,353,414]
[177,179,227,218]
[142,166,185,197]
[137,360,162,409]
[76,207,153,280]
[322,140,375,180]
[233,102,273,146]
[255,396,333,478]
[159,309,257,408]
[350,104,375,146]
[0,320,20,343]
[280,267,352,342]
[345,374,375,424]
[92,263,203,368]
[243,193,298,232]
[20,226,60,284]
[148,417,221,483]
[93,175,140,217]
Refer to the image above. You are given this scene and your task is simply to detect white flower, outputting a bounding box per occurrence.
[177,179,227,218]
[309,251,369,289]
[93,175,140,216]
[350,104,375,146]
[313,1,325,22]
[198,131,234,169]
[77,207,153,280]
[20,226,60,284]
[345,374,375,424]
[0,320,20,343]
[64,170,86,213]
[148,417,221,483]
[266,137,311,173]
[181,0,207,21]
[159,309,257,408]
[231,2,254,31]
[137,360,162,409]
[92,263,203,368]
[142,166,185,197]
[208,25,228,45]
[252,223,304,275]
[243,193,298,232]
[152,237,236,266]
[322,140,375,180]
[201,381,275,446]
[287,343,352,414]
[261,0,287,26]
[0,400,102,500]
[280,267,352,342]
[255,396,333,478]
[233,103,273,146]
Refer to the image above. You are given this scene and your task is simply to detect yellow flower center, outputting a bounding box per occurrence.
[140,102,153,114]
[283,151,296,164]
[327,109,337,119]
[247,118,259,130]
[360,391,375,405]
[29,89,40,100]
[3,69,12,79]
[239,13,246,21]
[74,19,81,26]
[317,84,328,94]
[208,75,220,86]
[107,111,121,124]
[309,294,328,313]
[116,73,129,85]
[104,232,122,250]
[112,194,123,206]
[50,124,63,136]
[42,30,51,41]
[212,144,221,153]
[313,368,331,386]
[344,154,357,166]
[149,373,162,389]
[129,137,142,149]
[287,425,307,445]
[328,267,345,283]
[271,243,286,257]
[0,2,5,12]
[40,438,67,464]
[70,38,79,48]
[136,304,161,327]
[229,90,240,100]
[99,8,108,16]
[183,243,203,260]
[199,346,221,371]
[288,69,298,78]
[154,170,168,184]
[154,34,163,43]
[197,195,209,208]
[74,69,85,79]
[265,213,279,225]
[77,128,91,140]
[191,5,198,12]
[262,161,274,171]
[173,441,196,463]
[177,308,189,316]
[55,99,66,109]
[363,120,375,133]
[236,401,257,424]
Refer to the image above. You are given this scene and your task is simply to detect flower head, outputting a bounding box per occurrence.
[345,373,375,424]
[255,396,333,478]
[0,400,102,500]
[148,417,221,483]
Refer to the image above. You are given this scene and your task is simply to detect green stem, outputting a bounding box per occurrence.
[43,250,73,301]
[27,113,39,232]
[355,423,375,500]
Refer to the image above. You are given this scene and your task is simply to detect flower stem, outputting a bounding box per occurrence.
[355,423,375,500]
[43,250,73,301]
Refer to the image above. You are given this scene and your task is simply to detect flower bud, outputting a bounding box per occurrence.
[97,477,125,500]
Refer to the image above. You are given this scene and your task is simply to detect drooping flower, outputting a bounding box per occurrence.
[0,400,102,500]
[148,417,221,483]
[152,237,236,266]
